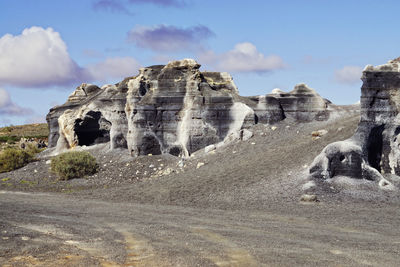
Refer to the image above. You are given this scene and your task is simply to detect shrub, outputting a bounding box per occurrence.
[0,136,19,144]
[0,148,35,173]
[51,151,98,180]
[25,143,45,154]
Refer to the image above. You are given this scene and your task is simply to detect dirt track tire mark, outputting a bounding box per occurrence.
[102,226,170,267]
[192,227,258,267]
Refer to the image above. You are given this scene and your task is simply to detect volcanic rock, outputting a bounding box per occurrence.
[309,58,400,183]
[47,59,340,157]
[269,83,330,121]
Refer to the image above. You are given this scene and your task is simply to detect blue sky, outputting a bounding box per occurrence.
[1,0,400,126]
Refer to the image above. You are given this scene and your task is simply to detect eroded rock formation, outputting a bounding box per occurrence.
[309,57,400,185]
[47,59,340,157]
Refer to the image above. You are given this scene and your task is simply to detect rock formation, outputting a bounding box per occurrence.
[309,57,400,185]
[47,59,341,157]
[265,83,330,122]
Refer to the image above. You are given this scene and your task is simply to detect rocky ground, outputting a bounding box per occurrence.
[1,111,400,266]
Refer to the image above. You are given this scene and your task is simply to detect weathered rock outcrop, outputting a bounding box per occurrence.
[248,83,343,125]
[309,57,400,185]
[47,59,340,157]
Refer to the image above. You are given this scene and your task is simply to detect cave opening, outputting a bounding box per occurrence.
[254,114,259,124]
[74,111,111,146]
[169,146,182,157]
[139,135,161,155]
[367,125,384,172]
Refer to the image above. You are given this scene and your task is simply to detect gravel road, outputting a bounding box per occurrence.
[1,190,400,266]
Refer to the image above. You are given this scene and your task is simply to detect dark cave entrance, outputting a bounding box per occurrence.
[168,146,182,157]
[74,111,111,146]
[139,135,161,155]
[367,125,384,172]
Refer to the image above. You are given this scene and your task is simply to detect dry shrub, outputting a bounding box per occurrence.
[51,151,98,180]
[0,148,35,173]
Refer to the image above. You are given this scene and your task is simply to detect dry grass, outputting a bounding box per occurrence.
[0,123,48,138]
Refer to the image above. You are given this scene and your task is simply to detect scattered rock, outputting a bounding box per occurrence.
[240,129,253,141]
[162,168,174,175]
[379,178,396,190]
[196,162,205,169]
[300,194,319,202]
[204,144,216,153]
[271,126,277,131]
[302,181,316,190]
[178,160,185,168]
[311,129,328,140]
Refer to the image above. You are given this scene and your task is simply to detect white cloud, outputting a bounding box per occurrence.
[0,27,84,87]
[0,88,32,115]
[335,66,363,84]
[200,42,286,73]
[0,27,141,88]
[86,57,141,82]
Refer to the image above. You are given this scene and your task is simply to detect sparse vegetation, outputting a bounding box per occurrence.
[0,123,48,137]
[51,151,99,180]
[0,142,45,173]
[0,136,19,144]
[0,123,48,151]
[0,148,35,173]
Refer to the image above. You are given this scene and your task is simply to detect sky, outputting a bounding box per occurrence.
[1,0,400,126]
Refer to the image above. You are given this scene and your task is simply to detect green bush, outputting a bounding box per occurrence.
[51,151,98,180]
[0,148,35,173]
[0,136,19,143]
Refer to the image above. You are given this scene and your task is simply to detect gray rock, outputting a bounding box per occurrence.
[310,57,400,184]
[204,144,216,153]
[240,129,253,141]
[300,194,319,202]
[268,84,330,122]
[46,59,339,157]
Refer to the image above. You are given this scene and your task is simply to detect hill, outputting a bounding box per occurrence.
[0,123,48,150]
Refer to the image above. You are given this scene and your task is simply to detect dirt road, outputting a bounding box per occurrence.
[1,190,399,266]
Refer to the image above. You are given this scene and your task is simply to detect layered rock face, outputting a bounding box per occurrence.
[47,59,337,157]
[265,83,330,122]
[309,58,400,182]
